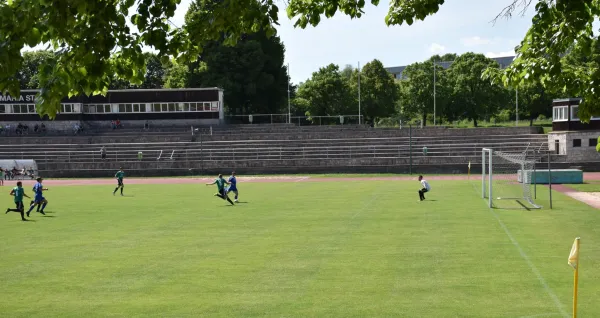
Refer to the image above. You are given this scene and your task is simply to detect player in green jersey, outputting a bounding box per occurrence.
[206,174,234,205]
[113,167,125,196]
[6,181,30,221]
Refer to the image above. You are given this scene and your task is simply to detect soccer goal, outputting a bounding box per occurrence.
[481,148,541,209]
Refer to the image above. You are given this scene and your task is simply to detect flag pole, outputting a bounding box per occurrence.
[572,237,580,318]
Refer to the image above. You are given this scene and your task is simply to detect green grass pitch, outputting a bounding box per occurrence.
[1,179,599,317]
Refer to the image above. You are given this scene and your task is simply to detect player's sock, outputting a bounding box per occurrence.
[120,187,124,195]
[20,210,26,221]
[215,194,224,199]
[226,197,234,205]
[113,187,118,194]
[26,204,35,217]
[40,202,47,213]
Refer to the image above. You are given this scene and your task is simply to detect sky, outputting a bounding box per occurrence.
[170,0,536,84]
[23,0,537,85]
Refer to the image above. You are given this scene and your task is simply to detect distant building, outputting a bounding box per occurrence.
[385,56,515,80]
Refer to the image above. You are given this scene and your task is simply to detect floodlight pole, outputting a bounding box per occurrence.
[516,88,519,126]
[358,61,361,125]
[287,63,291,124]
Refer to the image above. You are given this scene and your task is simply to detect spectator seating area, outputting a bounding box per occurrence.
[0,124,559,177]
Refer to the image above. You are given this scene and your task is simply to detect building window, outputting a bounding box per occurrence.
[11,104,36,113]
[573,139,581,147]
[0,105,5,113]
[61,104,75,113]
[590,138,598,147]
[571,106,579,121]
[553,106,568,122]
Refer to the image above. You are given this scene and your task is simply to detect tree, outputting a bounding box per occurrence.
[446,53,508,127]
[140,53,166,89]
[513,81,554,126]
[295,64,355,117]
[1,0,198,118]
[164,59,189,89]
[400,61,443,126]
[16,50,56,89]
[185,0,289,115]
[348,59,398,122]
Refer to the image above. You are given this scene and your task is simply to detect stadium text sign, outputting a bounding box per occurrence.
[0,94,36,102]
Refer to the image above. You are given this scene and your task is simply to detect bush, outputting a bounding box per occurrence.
[597,136,600,153]
[495,109,511,122]
[537,114,547,121]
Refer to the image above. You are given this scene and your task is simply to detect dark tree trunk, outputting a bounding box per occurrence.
[473,118,478,127]
[421,113,427,127]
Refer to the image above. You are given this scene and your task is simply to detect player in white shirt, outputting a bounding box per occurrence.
[418,175,431,201]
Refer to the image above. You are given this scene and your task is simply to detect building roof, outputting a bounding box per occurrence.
[385,56,516,78]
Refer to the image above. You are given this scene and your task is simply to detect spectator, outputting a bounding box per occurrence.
[40,123,46,134]
[144,120,149,130]
[116,119,122,128]
[0,168,3,186]
[111,120,116,130]
[73,123,83,135]
[34,124,39,133]
[100,146,107,161]
[0,124,3,134]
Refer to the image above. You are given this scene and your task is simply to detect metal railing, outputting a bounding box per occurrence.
[0,141,548,164]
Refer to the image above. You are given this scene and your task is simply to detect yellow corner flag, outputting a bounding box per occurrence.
[568,237,581,318]
[568,238,580,269]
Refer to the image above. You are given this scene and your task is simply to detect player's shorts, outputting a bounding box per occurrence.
[227,186,237,193]
[34,195,45,203]
[218,188,227,199]
[420,188,429,193]
[117,178,123,186]
[14,201,24,210]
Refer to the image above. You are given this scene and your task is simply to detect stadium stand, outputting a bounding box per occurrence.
[0,124,563,177]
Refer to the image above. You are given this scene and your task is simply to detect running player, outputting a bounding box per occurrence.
[227,171,239,202]
[206,174,234,205]
[418,175,431,201]
[113,167,125,196]
[26,177,48,216]
[6,181,30,221]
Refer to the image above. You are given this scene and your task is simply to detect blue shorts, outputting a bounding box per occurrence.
[227,186,237,193]
[34,195,45,203]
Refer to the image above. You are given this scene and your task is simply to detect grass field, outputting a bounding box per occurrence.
[566,181,600,193]
[1,179,599,317]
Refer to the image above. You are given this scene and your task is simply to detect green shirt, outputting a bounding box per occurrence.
[115,171,125,179]
[12,186,24,203]
[215,178,226,191]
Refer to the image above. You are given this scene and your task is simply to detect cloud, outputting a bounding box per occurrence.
[485,50,515,58]
[461,36,494,47]
[428,43,446,54]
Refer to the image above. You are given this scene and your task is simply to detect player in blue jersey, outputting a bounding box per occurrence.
[26,177,48,216]
[6,181,30,221]
[226,171,239,203]
[206,174,234,205]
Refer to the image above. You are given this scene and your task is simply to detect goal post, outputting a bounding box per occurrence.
[482,148,541,209]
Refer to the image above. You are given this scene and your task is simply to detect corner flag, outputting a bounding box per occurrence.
[568,238,580,269]
[568,237,581,318]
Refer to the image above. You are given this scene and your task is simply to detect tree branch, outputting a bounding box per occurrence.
[491,0,537,24]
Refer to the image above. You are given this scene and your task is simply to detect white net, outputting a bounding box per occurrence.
[482,149,540,209]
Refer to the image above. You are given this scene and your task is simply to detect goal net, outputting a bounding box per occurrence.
[481,148,541,209]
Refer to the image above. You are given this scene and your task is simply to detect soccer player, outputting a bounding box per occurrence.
[6,181,30,221]
[26,177,48,216]
[418,175,431,201]
[206,174,234,205]
[113,167,125,196]
[227,171,239,202]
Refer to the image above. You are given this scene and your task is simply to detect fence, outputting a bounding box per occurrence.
[223,114,365,126]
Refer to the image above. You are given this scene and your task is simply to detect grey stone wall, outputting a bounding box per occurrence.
[548,131,600,161]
